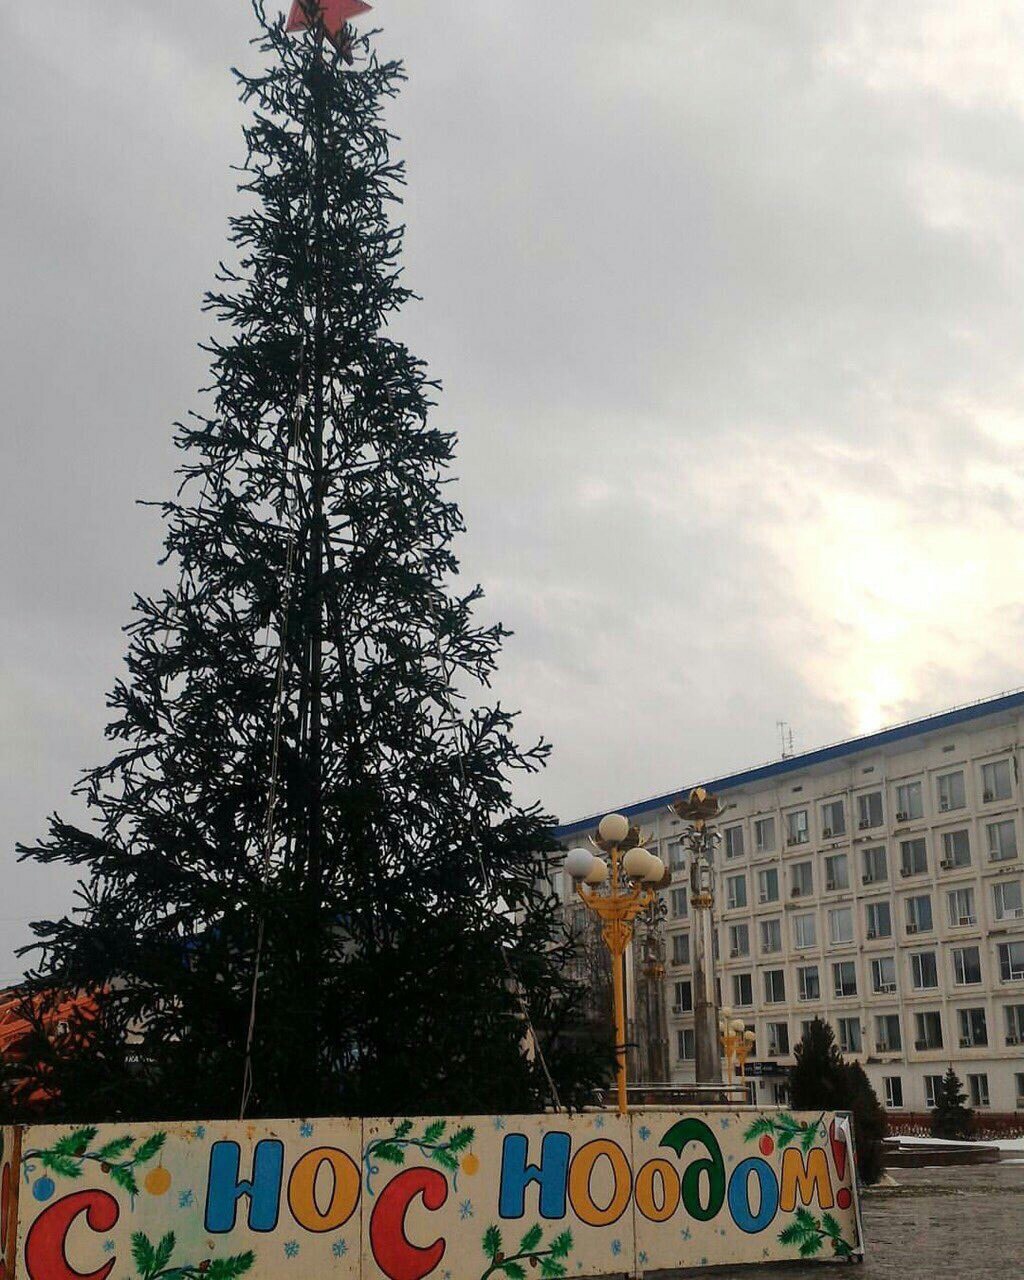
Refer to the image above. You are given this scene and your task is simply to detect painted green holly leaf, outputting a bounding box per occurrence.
[449,1126,475,1153]
[743,1116,773,1141]
[95,1136,134,1161]
[540,1260,566,1279]
[374,1143,405,1165]
[109,1163,140,1197]
[799,1235,823,1257]
[430,1147,458,1172]
[800,1125,818,1153]
[395,1120,414,1139]
[131,1134,166,1166]
[502,1263,526,1279]
[821,1213,841,1239]
[549,1232,573,1260]
[795,1209,817,1233]
[39,1152,82,1178]
[153,1232,175,1272]
[423,1120,447,1143]
[518,1225,543,1254]
[206,1252,255,1279]
[131,1232,156,1275]
[778,1223,803,1247]
[483,1226,502,1259]
[55,1127,98,1157]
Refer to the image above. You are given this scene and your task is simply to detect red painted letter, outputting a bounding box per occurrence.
[25,1190,120,1280]
[370,1168,448,1280]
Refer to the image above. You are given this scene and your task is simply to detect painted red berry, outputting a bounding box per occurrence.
[758,1134,774,1156]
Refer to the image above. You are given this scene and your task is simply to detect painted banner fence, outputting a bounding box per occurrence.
[0,1110,863,1280]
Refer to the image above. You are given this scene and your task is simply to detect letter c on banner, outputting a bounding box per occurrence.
[370,1167,448,1280]
[287,1147,360,1232]
[567,1140,632,1227]
[25,1190,120,1280]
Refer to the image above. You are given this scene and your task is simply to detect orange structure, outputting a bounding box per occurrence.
[0,988,100,1108]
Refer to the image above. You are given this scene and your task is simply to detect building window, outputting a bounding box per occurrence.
[725,825,745,859]
[758,868,779,903]
[825,852,849,891]
[876,1015,902,1053]
[732,972,753,1006]
[754,816,776,853]
[883,1076,904,1108]
[937,770,966,812]
[958,1007,988,1048]
[792,913,817,950]
[833,960,857,998]
[669,840,686,872]
[998,940,1024,982]
[924,1074,944,1108]
[911,951,938,990]
[862,846,887,885]
[865,900,892,939]
[786,810,809,846]
[905,894,932,934]
[677,1028,695,1060]
[671,887,689,919]
[952,946,982,986]
[946,886,976,927]
[900,838,928,876]
[766,1022,790,1056]
[1005,1004,1024,1045]
[789,861,812,900]
[728,922,750,957]
[968,1073,990,1108]
[993,879,1023,922]
[1017,1074,1024,1108]
[981,759,1012,803]
[672,933,690,966]
[763,969,786,1003]
[940,829,971,869]
[760,918,782,954]
[797,965,820,1001]
[895,781,922,822]
[725,874,747,910]
[837,1017,862,1053]
[986,819,1018,863]
[871,955,897,994]
[914,1010,943,1050]
[673,980,693,1013]
[856,791,883,830]
[828,906,853,945]
[821,799,845,837]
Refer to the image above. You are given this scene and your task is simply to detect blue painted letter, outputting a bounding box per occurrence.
[498,1132,570,1220]
[205,1140,284,1233]
[727,1157,779,1234]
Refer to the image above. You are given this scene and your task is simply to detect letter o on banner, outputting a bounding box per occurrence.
[727,1158,779,1235]
[634,1159,680,1223]
[287,1147,360,1232]
[567,1140,632,1227]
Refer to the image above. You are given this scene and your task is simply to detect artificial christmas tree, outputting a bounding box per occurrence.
[4,2,605,1123]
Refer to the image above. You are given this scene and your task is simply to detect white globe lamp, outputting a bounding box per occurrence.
[642,853,665,883]
[598,812,630,844]
[622,846,652,878]
[584,858,609,885]
[564,848,596,881]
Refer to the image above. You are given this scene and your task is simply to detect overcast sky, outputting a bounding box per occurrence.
[4,1,1024,981]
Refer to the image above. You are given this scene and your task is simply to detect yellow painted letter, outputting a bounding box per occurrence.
[779,1147,834,1212]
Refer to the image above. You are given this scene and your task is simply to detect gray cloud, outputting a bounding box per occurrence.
[3,1,1024,978]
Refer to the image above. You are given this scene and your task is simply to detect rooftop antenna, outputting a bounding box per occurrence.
[777,720,794,759]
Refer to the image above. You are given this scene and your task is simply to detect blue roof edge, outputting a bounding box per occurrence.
[553,687,1024,841]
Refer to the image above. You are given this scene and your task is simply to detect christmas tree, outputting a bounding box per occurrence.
[5,2,605,1122]
[789,1019,885,1184]
[930,1066,974,1140]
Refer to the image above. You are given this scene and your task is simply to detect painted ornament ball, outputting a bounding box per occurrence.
[758,1135,774,1156]
[461,1152,480,1176]
[145,1166,172,1196]
[32,1177,55,1203]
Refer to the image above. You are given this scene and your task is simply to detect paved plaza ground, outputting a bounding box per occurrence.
[693,1162,1024,1280]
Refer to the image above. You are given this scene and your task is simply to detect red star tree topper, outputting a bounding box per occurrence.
[286,1,373,50]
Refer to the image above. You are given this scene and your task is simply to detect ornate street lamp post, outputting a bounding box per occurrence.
[719,1007,756,1089]
[564,813,667,1115]
[669,786,724,1083]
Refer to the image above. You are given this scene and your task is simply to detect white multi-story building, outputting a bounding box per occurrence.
[555,690,1024,1116]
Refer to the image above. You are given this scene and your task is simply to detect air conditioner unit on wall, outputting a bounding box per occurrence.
[940,859,954,870]
[896,812,908,822]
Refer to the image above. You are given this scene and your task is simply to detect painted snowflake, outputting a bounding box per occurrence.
[284,1240,300,1259]
[637,1125,651,1142]
[332,1239,349,1259]
[300,1122,314,1139]
[178,1189,195,1209]
[611,1239,622,1257]
[459,1199,474,1220]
